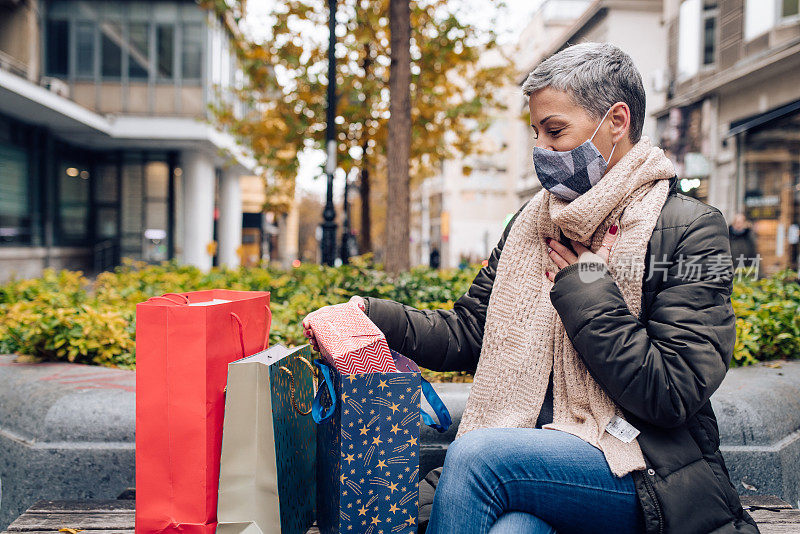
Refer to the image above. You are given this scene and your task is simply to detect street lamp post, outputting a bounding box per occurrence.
[320,0,338,265]
[340,173,352,263]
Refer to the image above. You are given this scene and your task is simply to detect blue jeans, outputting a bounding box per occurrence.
[426,428,643,534]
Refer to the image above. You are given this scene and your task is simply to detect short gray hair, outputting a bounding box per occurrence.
[522,43,646,142]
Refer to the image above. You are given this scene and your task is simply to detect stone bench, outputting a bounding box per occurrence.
[1,355,799,529]
[3,496,798,534]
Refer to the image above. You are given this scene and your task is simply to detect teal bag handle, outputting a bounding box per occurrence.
[312,359,337,424]
[420,378,451,433]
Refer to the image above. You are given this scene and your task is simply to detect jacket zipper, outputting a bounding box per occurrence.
[643,471,664,534]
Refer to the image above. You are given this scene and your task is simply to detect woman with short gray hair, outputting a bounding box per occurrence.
[305,43,758,533]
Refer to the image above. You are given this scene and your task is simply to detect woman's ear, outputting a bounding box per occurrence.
[609,102,631,144]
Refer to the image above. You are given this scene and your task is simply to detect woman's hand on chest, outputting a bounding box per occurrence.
[545,223,618,283]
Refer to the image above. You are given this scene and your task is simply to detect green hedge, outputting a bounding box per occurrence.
[0,258,476,382]
[732,270,800,366]
[0,259,797,381]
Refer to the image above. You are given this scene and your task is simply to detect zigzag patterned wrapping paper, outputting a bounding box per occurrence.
[306,303,398,374]
[317,367,421,534]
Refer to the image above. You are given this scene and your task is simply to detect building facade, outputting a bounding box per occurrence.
[659,0,800,274]
[0,0,253,281]
[410,154,520,269]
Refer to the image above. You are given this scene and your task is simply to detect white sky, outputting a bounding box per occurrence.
[242,0,543,198]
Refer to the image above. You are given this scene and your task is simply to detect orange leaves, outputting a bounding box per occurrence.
[204,0,514,212]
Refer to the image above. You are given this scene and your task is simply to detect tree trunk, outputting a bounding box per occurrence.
[385,0,411,273]
[359,44,372,255]
[359,154,372,254]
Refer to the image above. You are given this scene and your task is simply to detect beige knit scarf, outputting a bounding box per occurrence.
[456,138,674,477]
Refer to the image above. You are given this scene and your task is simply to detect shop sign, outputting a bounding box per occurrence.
[745,194,780,219]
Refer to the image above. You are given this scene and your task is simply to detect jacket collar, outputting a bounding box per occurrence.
[668,175,678,195]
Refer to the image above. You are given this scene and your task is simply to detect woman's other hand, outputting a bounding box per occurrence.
[302,296,366,352]
[545,223,618,282]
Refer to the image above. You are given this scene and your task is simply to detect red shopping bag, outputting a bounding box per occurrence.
[135,290,271,534]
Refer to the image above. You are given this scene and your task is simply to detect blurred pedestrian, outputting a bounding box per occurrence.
[429,247,441,269]
[728,213,757,268]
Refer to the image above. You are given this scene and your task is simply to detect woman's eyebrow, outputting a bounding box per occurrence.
[539,114,563,125]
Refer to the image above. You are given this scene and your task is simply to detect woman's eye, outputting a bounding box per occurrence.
[548,128,564,137]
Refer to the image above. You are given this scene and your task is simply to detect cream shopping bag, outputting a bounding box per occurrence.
[216,344,317,534]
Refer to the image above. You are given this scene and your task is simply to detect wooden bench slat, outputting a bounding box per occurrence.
[6,512,134,531]
[747,509,800,525]
[5,496,798,534]
[25,501,135,514]
[740,495,794,510]
[755,525,800,534]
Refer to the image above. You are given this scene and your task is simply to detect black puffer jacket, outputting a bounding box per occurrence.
[363,177,759,534]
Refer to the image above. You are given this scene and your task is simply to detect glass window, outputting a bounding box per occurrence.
[157,24,175,79]
[100,2,124,19]
[101,21,123,78]
[45,1,208,86]
[0,143,31,244]
[97,207,118,239]
[76,22,95,77]
[702,7,717,65]
[180,2,206,23]
[129,22,150,80]
[741,109,800,275]
[48,0,71,18]
[46,20,70,76]
[153,3,178,22]
[121,161,143,259]
[145,161,169,200]
[744,0,776,40]
[128,2,151,20]
[146,201,168,231]
[58,164,90,241]
[73,0,101,21]
[678,0,701,78]
[121,161,143,234]
[182,23,203,80]
[784,0,800,17]
[96,164,118,203]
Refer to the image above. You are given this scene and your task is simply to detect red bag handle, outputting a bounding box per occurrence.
[146,293,190,305]
[231,305,271,358]
[230,312,246,359]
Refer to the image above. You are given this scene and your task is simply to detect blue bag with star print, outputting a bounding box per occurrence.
[311,351,450,534]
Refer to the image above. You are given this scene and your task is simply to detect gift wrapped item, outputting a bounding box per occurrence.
[305,303,398,374]
[311,351,451,534]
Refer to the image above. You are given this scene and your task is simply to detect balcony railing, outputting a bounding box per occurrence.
[0,49,29,79]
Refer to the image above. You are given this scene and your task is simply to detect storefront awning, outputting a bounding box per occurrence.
[727,99,800,137]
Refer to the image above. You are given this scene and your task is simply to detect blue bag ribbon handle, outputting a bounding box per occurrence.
[420,378,451,433]
[311,359,337,424]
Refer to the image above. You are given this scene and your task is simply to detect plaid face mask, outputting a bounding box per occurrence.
[533,107,616,201]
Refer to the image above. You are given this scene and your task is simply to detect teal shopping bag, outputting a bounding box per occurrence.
[216,344,318,534]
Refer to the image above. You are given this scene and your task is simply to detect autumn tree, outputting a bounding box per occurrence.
[386,0,411,272]
[205,0,512,263]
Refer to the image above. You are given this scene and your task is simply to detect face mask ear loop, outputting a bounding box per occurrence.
[605,142,617,166]
[590,106,616,165]
[590,106,614,142]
